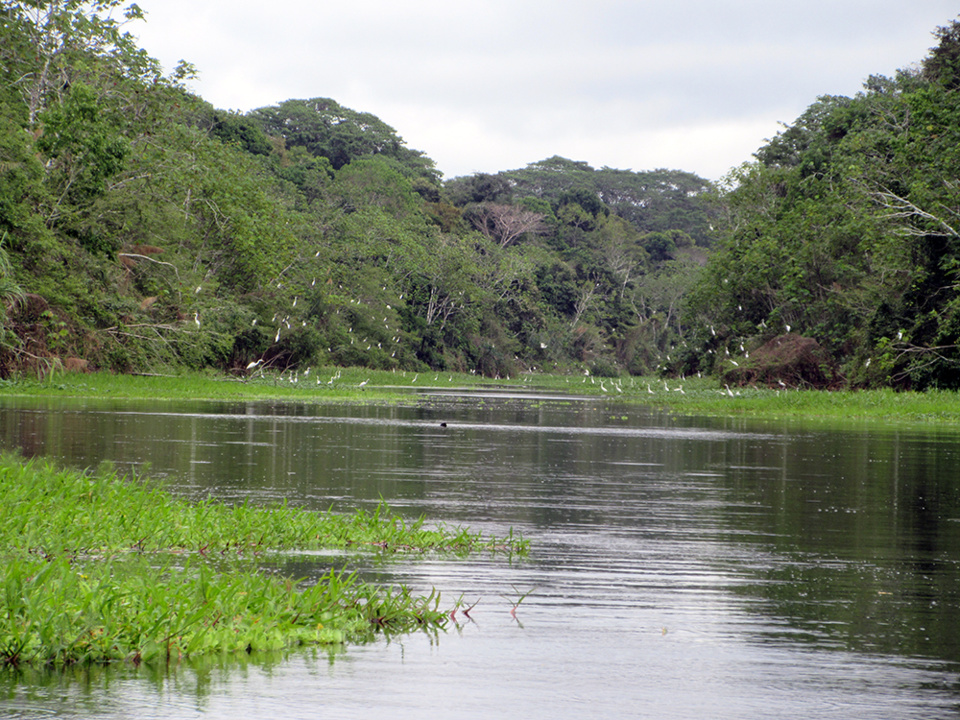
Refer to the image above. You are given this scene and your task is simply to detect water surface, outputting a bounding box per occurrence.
[1,391,958,718]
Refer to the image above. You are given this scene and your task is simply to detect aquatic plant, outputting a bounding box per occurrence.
[502,585,536,619]
[0,454,527,666]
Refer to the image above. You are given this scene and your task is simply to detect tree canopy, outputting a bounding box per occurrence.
[3,2,960,389]
[687,16,960,388]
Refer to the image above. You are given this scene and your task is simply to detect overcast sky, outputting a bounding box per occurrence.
[133,1,957,182]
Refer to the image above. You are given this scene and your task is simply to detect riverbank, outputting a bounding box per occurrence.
[4,369,960,424]
[0,453,527,667]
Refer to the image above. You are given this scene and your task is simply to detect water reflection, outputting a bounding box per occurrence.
[1,393,959,718]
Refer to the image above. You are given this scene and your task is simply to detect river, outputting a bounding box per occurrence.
[1,390,958,718]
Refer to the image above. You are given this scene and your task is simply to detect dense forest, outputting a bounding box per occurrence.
[1,2,959,389]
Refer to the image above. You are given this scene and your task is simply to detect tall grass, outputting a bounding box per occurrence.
[0,454,527,667]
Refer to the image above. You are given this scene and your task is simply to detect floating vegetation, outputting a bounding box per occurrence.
[0,454,527,667]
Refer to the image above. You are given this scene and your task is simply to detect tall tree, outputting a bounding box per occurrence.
[249,98,440,183]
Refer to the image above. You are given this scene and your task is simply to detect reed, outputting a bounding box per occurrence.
[0,454,527,667]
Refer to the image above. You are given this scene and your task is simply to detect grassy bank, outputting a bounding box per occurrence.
[0,454,527,667]
[4,368,960,424]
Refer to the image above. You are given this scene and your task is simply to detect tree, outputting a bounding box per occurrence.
[923,17,960,88]
[35,81,128,210]
[466,202,545,247]
[249,98,440,183]
[2,1,167,126]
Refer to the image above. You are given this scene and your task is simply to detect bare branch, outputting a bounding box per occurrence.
[873,187,960,237]
[470,203,545,248]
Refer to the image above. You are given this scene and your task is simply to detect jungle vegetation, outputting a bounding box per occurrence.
[2,2,960,389]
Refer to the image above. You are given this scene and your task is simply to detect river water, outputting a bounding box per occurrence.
[1,390,958,719]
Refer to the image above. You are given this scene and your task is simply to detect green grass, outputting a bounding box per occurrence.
[0,367,494,403]
[0,454,527,667]
[4,367,960,424]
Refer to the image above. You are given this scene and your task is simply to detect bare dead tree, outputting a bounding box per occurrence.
[470,203,545,248]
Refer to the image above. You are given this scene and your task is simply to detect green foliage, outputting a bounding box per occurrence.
[36,82,128,206]
[249,98,439,183]
[690,22,960,389]
[0,453,527,666]
[9,3,958,389]
[205,110,272,155]
[923,17,960,88]
[0,0,720,380]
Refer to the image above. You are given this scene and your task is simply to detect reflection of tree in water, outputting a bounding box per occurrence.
[716,428,960,663]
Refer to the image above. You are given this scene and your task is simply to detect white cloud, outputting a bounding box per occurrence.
[134,0,959,180]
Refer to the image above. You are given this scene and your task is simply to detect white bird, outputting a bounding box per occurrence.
[245,359,262,370]
[647,383,654,394]
[358,379,369,388]
[193,312,200,328]
[275,329,281,342]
